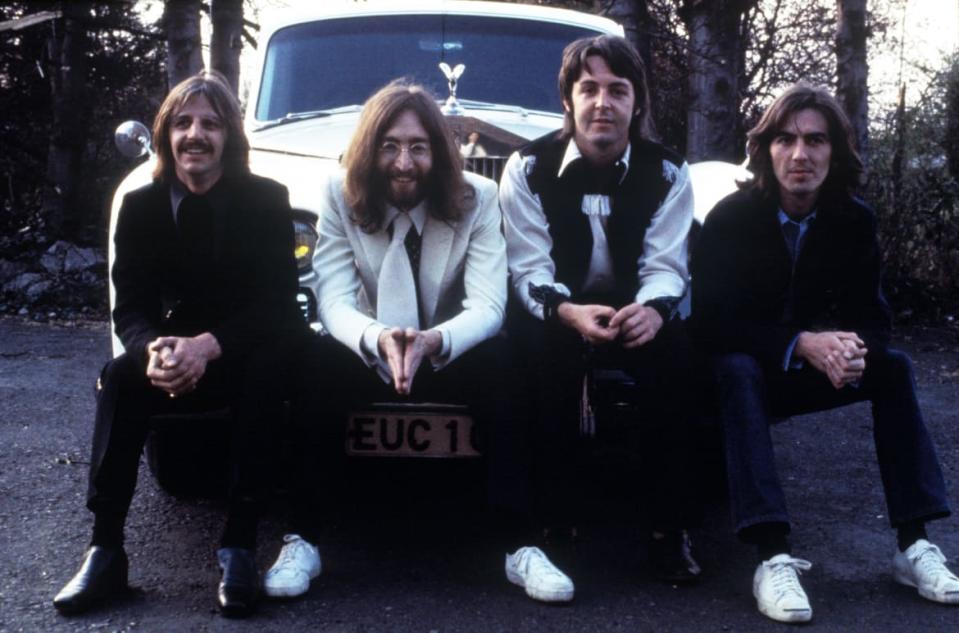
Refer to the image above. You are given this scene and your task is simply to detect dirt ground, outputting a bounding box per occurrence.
[1,316,958,632]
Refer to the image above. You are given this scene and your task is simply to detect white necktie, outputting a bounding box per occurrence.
[376,213,419,329]
[581,194,614,293]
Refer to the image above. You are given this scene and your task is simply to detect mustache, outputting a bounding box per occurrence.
[176,140,213,153]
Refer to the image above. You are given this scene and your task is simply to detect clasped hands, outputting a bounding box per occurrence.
[796,330,867,389]
[145,333,221,397]
[377,327,442,395]
[556,301,663,349]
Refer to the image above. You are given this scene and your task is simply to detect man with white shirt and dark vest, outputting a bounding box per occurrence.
[692,83,958,624]
[498,34,703,602]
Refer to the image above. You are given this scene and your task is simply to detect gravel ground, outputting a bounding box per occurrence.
[1,316,958,632]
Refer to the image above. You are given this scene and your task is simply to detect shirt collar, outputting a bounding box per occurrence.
[557,139,631,185]
[777,208,817,227]
[384,199,428,235]
[169,176,230,222]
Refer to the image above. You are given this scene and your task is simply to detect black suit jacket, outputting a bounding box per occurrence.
[111,173,303,369]
[690,187,891,371]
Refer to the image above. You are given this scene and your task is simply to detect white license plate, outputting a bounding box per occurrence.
[346,404,480,458]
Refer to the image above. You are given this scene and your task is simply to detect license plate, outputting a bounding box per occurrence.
[346,403,480,458]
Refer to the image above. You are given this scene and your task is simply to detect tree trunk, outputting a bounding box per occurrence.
[42,0,91,239]
[946,60,959,181]
[836,0,869,168]
[210,0,243,95]
[162,0,202,90]
[682,0,754,162]
[602,0,655,94]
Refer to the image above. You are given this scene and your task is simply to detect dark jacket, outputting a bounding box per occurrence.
[690,187,891,371]
[111,173,303,369]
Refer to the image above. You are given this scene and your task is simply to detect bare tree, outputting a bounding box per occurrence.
[946,58,959,181]
[42,0,91,238]
[162,0,202,89]
[681,0,757,162]
[210,0,243,95]
[836,0,869,166]
[600,0,656,91]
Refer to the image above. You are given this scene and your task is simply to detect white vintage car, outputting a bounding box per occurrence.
[112,0,742,348]
[111,1,629,351]
[110,1,742,486]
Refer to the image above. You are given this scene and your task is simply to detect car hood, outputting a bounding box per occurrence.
[249,107,563,159]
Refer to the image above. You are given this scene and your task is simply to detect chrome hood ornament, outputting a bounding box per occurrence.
[439,62,465,115]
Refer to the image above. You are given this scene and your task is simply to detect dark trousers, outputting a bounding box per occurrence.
[87,348,284,548]
[249,332,350,544]
[712,348,951,537]
[509,310,703,531]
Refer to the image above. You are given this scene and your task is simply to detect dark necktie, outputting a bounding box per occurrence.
[404,225,422,276]
[405,225,425,326]
[177,195,214,285]
[781,220,802,322]
[782,220,801,263]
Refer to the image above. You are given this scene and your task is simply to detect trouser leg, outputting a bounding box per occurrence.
[616,319,703,532]
[285,333,353,543]
[413,336,532,535]
[712,353,791,536]
[86,354,160,544]
[508,312,585,528]
[220,361,275,550]
[861,349,950,527]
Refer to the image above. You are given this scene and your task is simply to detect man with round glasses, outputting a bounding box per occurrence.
[262,79,514,598]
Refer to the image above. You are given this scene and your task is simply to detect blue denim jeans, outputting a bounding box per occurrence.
[712,348,950,536]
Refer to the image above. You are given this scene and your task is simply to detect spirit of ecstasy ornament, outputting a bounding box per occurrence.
[439,62,465,115]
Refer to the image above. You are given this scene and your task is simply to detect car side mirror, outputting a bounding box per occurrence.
[114,121,153,159]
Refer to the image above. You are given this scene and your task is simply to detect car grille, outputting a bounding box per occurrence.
[464,156,507,183]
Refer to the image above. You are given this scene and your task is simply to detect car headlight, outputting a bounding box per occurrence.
[292,215,318,273]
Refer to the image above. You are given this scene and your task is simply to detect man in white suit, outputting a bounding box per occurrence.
[263,80,536,599]
[314,80,506,394]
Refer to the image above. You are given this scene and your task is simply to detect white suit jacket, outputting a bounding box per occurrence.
[313,169,506,373]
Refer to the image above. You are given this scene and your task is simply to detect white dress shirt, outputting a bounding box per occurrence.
[499,139,694,319]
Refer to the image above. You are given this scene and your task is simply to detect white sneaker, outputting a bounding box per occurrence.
[505,546,574,603]
[893,539,959,604]
[752,554,813,623]
[263,534,321,598]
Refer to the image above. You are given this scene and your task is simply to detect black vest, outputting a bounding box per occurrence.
[522,130,684,305]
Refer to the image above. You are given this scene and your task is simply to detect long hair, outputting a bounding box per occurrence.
[151,70,249,182]
[745,82,863,199]
[558,35,655,143]
[342,80,470,232]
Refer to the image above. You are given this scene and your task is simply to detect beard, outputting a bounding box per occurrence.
[378,168,430,210]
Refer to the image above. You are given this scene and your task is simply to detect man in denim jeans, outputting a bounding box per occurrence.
[692,83,957,624]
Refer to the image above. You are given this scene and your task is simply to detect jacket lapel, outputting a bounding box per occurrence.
[360,228,390,282]
[418,217,455,326]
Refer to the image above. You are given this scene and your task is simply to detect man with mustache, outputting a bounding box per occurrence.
[53,71,308,618]
[305,78,514,588]
[498,34,702,602]
[692,83,958,623]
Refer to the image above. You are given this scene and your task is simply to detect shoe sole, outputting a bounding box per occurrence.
[506,569,574,603]
[264,566,321,598]
[893,566,959,604]
[756,598,812,623]
[53,576,129,615]
[220,602,256,618]
[264,583,309,598]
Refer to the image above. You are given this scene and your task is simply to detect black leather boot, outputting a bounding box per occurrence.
[53,546,129,615]
[648,530,703,583]
[217,547,259,618]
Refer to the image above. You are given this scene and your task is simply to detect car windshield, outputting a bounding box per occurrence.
[255,14,604,121]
